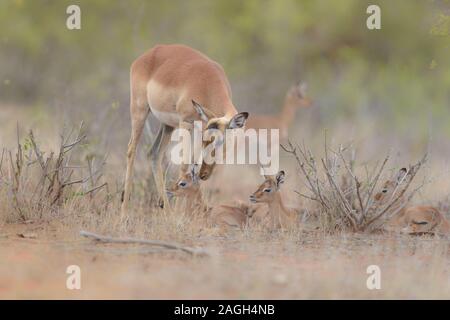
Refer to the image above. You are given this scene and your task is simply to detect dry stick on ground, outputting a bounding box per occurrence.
[79,230,210,257]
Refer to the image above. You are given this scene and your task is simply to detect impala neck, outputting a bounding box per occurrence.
[185,190,207,214]
[207,87,237,119]
[279,97,298,130]
[267,192,291,227]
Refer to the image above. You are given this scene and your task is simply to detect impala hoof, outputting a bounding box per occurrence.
[158,198,165,209]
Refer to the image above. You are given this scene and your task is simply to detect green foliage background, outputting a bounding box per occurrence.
[1,0,450,142]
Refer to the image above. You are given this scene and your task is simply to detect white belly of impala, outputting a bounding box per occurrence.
[151,108,180,127]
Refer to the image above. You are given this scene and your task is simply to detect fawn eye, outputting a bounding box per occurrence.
[178,181,187,188]
[412,220,428,225]
[263,188,272,193]
[382,189,388,193]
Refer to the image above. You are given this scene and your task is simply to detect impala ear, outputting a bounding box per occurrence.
[298,82,307,97]
[192,100,210,122]
[228,112,249,129]
[189,163,201,184]
[396,168,408,184]
[276,170,285,188]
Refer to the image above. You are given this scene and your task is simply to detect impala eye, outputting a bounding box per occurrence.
[263,188,272,193]
[178,181,187,188]
[412,220,428,225]
[207,122,218,130]
[382,189,388,193]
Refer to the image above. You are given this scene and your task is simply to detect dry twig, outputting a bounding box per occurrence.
[80,230,209,256]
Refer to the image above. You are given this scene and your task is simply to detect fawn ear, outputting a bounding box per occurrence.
[276,170,285,188]
[228,112,249,129]
[298,82,307,97]
[189,163,201,183]
[192,100,210,122]
[395,168,408,184]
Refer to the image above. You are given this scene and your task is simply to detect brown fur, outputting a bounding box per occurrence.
[121,44,249,217]
[166,164,206,215]
[249,171,298,229]
[246,83,312,141]
[374,168,450,235]
[166,164,261,232]
[210,202,259,231]
[386,206,450,235]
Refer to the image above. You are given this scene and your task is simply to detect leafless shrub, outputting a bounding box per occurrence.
[0,123,108,222]
[281,140,427,233]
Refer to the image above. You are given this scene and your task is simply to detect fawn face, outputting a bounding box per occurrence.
[374,168,410,204]
[286,82,313,108]
[166,164,200,199]
[191,100,249,180]
[249,171,285,203]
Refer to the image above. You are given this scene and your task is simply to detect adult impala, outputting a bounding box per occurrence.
[121,44,249,217]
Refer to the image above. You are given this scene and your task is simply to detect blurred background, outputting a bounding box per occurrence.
[1,0,450,196]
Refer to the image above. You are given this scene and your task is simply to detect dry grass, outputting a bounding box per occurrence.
[281,139,428,233]
[1,108,450,299]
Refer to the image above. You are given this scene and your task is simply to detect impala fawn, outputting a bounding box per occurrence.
[166,164,261,231]
[210,202,260,231]
[166,164,207,215]
[374,168,450,235]
[121,44,249,217]
[245,82,312,141]
[249,170,299,229]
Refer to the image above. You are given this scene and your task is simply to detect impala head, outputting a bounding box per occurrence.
[249,170,285,203]
[192,100,249,180]
[400,209,442,235]
[286,82,313,108]
[374,168,412,204]
[166,163,201,199]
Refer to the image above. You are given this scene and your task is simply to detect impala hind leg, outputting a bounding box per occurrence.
[149,124,174,210]
[121,105,149,218]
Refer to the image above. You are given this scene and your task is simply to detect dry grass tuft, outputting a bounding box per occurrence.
[282,139,427,233]
[0,124,109,223]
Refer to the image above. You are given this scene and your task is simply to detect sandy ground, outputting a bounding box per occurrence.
[1,221,450,299]
[1,104,450,299]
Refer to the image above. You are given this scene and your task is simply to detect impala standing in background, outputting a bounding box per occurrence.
[246,82,313,141]
[121,44,249,217]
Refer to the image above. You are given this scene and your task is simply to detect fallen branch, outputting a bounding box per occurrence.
[79,230,209,257]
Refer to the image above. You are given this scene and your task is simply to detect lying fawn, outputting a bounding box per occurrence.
[245,82,312,141]
[166,164,260,230]
[249,170,299,229]
[121,44,249,217]
[210,201,261,231]
[374,168,450,235]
